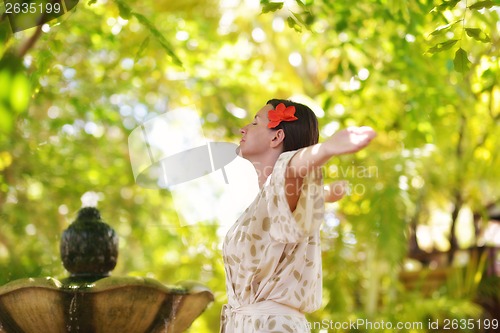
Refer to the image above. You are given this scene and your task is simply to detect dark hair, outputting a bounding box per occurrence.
[266,99,319,152]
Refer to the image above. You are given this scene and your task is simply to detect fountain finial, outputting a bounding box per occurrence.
[60,206,119,279]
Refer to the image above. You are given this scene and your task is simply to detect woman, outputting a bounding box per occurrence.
[221,99,376,332]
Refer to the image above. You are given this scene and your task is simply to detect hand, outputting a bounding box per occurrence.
[325,126,376,156]
[324,180,348,203]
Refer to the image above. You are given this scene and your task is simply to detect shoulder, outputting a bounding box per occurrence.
[264,150,299,188]
[274,150,299,171]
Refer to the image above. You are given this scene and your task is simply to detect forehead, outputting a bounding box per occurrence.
[255,104,273,117]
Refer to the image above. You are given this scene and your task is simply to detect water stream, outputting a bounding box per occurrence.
[67,292,80,332]
[166,295,182,333]
[64,282,90,333]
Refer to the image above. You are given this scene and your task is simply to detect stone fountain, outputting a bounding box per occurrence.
[0,207,214,333]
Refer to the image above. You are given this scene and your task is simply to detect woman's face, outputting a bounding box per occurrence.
[238,104,276,159]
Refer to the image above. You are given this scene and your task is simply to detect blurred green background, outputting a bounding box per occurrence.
[1,0,499,332]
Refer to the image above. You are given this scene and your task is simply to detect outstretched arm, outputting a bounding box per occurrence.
[283,126,376,212]
[286,126,377,178]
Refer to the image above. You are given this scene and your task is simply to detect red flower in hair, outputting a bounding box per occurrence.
[267,103,298,128]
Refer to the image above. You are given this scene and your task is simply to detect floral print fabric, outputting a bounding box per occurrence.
[221,150,325,333]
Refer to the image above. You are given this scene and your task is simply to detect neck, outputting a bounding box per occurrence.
[248,151,282,188]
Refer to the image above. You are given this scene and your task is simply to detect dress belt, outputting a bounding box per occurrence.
[222,300,304,317]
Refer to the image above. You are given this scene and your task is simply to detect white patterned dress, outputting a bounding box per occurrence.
[221,151,325,333]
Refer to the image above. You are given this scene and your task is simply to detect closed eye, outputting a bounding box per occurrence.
[251,115,259,125]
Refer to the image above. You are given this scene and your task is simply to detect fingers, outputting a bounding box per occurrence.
[350,126,376,138]
[360,126,377,140]
[326,126,376,156]
[348,126,377,148]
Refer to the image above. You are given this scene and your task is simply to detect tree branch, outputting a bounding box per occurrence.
[17,23,44,59]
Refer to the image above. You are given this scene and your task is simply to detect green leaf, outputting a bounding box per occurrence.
[468,1,495,10]
[0,14,12,45]
[305,12,315,25]
[261,1,284,13]
[64,0,80,11]
[0,71,9,101]
[115,0,132,20]
[287,17,302,32]
[429,20,462,37]
[290,11,313,31]
[132,12,182,66]
[135,36,150,63]
[0,105,13,135]
[427,39,458,53]
[465,28,491,42]
[10,73,31,113]
[295,0,306,8]
[323,96,332,112]
[453,48,471,73]
[291,11,306,25]
[436,0,461,10]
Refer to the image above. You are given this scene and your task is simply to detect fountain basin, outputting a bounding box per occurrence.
[0,276,213,333]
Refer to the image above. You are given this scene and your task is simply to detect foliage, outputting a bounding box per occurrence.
[0,0,499,332]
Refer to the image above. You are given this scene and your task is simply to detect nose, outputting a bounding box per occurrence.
[240,126,247,135]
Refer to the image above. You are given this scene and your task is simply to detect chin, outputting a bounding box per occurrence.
[236,145,250,160]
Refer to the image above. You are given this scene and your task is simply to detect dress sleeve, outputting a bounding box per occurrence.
[265,150,325,243]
